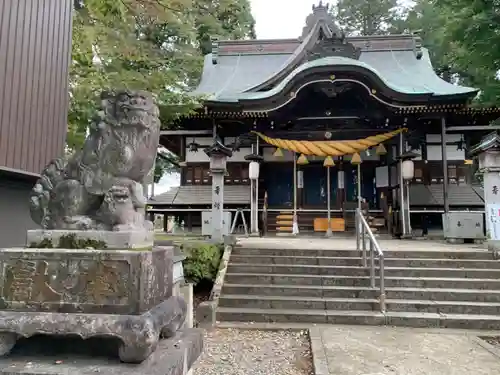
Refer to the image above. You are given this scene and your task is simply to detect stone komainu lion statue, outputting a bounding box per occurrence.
[29,91,160,231]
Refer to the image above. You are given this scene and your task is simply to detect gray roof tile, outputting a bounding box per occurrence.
[150,187,179,205]
[409,185,438,206]
[472,186,484,199]
[150,185,250,206]
[427,184,484,206]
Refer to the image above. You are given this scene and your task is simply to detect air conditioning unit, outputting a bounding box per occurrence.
[202,211,232,237]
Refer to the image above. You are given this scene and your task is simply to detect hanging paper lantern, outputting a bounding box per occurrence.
[402,159,415,180]
[249,161,260,180]
[375,143,387,155]
[323,156,335,167]
[351,152,362,165]
[273,148,283,157]
[297,154,309,165]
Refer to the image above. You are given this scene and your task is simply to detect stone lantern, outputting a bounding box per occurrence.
[205,138,233,242]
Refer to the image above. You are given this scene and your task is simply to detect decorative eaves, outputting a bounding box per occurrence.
[469,131,500,156]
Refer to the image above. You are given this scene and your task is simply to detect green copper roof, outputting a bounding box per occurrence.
[192,4,477,103]
[194,48,477,102]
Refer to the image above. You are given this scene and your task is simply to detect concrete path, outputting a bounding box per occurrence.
[237,236,487,252]
[310,325,500,375]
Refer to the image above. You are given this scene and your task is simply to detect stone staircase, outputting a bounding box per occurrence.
[217,245,500,329]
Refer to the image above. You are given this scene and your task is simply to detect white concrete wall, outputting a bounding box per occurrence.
[426,134,465,161]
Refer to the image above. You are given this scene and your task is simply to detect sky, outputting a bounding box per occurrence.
[251,0,316,39]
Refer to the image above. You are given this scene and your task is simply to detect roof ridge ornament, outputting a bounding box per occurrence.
[300,2,360,60]
[305,31,361,61]
[411,30,423,60]
[302,1,341,39]
[313,1,329,11]
[211,36,219,65]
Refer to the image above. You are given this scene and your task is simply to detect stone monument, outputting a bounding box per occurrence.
[204,138,233,242]
[470,132,500,255]
[0,91,202,372]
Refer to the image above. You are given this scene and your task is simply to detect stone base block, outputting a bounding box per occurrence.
[27,229,154,250]
[446,238,465,244]
[0,247,174,315]
[0,329,203,374]
[488,240,500,258]
[196,301,216,329]
[0,296,187,363]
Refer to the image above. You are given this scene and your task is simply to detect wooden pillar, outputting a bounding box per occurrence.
[421,140,430,185]
[465,135,474,184]
[163,214,169,232]
[297,167,304,208]
[441,117,450,213]
[187,212,193,233]
[337,158,345,209]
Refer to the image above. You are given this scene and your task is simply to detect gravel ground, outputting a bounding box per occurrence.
[191,329,313,375]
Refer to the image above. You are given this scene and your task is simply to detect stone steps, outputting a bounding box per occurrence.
[216,245,500,329]
[222,284,500,302]
[219,294,500,315]
[231,247,492,260]
[227,263,500,278]
[224,273,500,289]
[229,255,500,269]
[217,307,500,329]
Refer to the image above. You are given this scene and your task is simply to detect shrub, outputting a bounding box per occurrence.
[181,242,223,285]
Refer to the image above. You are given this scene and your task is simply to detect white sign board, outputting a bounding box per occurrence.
[486,204,500,241]
[375,166,389,187]
[338,171,345,189]
[297,170,304,189]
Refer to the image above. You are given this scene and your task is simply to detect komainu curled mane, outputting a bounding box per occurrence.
[29,91,161,231]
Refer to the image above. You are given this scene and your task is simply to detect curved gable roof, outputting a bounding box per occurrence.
[192,6,477,103]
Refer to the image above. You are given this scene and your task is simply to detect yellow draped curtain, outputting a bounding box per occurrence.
[251,128,407,157]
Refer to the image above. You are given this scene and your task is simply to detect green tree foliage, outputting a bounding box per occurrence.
[333,0,400,35]
[335,0,500,106]
[433,0,500,105]
[69,0,255,179]
[399,0,500,106]
[195,0,256,54]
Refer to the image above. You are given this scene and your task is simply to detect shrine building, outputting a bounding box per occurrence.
[150,2,500,236]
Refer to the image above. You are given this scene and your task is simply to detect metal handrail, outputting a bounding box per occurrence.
[355,208,386,312]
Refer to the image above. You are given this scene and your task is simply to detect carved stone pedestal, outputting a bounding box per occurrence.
[0,245,190,364]
[0,328,203,375]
